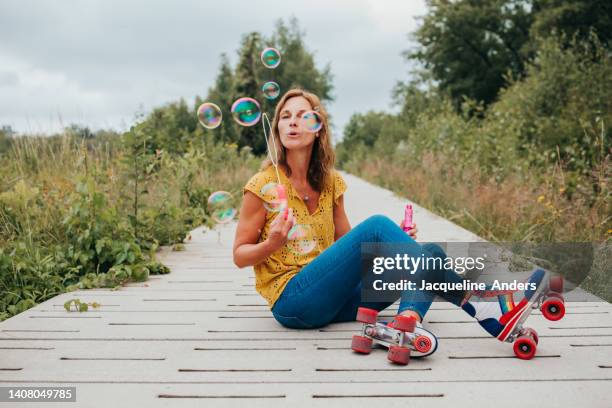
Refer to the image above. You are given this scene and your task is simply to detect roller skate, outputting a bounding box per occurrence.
[351,307,438,365]
[464,269,566,360]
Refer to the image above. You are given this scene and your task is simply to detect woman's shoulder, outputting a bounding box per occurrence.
[328,168,345,186]
[244,165,277,192]
[329,168,347,204]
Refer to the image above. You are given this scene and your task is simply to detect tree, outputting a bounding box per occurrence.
[125,99,197,155]
[408,0,612,111]
[202,54,236,145]
[531,0,612,47]
[408,0,534,109]
[65,124,94,139]
[233,32,266,154]
[206,18,334,155]
[267,18,334,104]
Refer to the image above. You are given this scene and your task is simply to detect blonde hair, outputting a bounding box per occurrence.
[261,88,335,192]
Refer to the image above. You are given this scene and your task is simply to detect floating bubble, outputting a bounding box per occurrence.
[262,81,280,100]
[260,182,285,212]
[196,102,222,129]
[261,47,281,69]
[231,97,261,127]
[301,111,323,132]
[287,224,317,255]
[207,191,236,224]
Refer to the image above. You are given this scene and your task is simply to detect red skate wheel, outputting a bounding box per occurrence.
[393,315,416,332]
[413,335,432,353]
[541,297,565,321]
[523,328,539,345]
[351,335,373,354]
[549,275,564,293]
[387,345,410,365]
[356,307,378,324]
[513,336,537,360]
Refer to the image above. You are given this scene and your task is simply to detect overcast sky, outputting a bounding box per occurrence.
[0,0,426,140]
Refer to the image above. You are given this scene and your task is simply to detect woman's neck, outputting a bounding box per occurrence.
[285,148,312,182]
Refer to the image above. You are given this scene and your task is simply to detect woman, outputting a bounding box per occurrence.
[232,88,546,357]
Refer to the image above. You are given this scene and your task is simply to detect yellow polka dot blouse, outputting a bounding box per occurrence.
[243,165,347,308]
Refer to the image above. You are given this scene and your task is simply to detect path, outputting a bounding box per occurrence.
[0,172,610,407]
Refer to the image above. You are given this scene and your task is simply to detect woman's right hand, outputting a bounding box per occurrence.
[265,207,296,252]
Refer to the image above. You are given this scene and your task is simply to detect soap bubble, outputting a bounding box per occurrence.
[261,47,281,69]
[231,97,261,127]
[260,182,285,212]
[262,81,280,100]
[301,111,323,132]
[196,102,222,129]
[207,191,236,224]
[287,224,317,255]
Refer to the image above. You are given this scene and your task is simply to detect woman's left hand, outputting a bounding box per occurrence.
[399,219,418,240]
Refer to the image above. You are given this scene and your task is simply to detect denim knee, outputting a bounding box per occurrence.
[363,214,396,230]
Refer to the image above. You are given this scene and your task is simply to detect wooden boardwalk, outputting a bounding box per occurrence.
[1,172,611,407]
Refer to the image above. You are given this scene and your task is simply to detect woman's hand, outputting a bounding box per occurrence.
[399,219,418,240]
[265,207,297,252]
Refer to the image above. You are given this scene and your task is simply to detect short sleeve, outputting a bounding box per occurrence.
[243,170,275,201]
[332,170,347,205]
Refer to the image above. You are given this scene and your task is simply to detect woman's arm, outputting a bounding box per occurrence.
[233,191,295,268]
[333,194,351,241]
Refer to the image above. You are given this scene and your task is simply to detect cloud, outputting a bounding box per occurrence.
[0,0,426,136]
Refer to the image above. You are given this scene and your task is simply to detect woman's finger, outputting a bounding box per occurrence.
[281,208,294,235]
[271,212,282,227]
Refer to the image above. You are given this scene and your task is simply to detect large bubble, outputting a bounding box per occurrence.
[262,81,280,100]
[196,102,222,129]
[261,47,281,69]
[301,111,323,132]
[231,97,261,127]
[287,224,317,255]
[260,182,284,212]
[207,191,237,224]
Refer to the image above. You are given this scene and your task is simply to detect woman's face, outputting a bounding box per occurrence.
[277,96,318,151]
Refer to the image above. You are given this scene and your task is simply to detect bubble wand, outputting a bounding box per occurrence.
[261,112,288,219]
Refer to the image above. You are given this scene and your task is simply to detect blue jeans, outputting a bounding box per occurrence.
[271,215,466,329]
